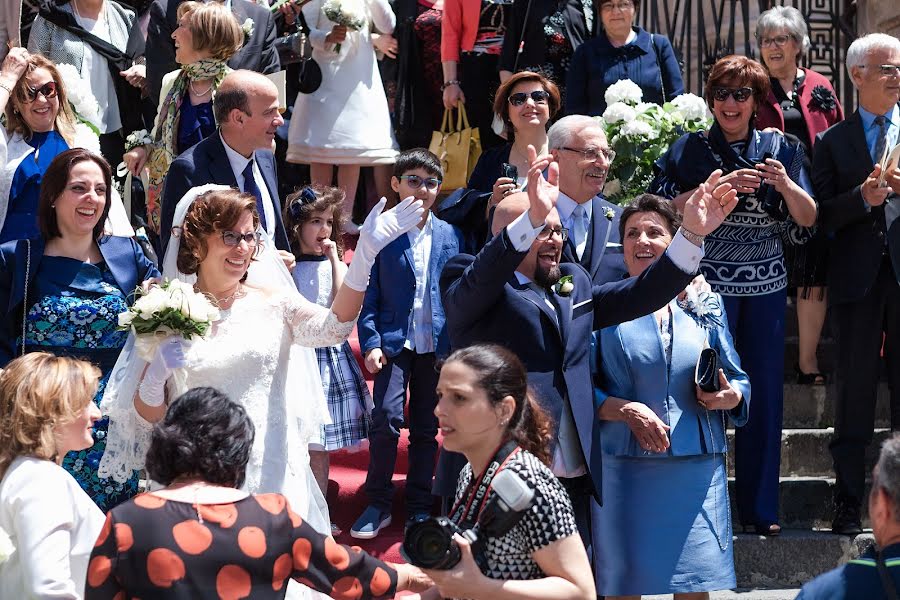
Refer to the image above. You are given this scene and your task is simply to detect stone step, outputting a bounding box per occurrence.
[733,530,873,589]
[725,428,891,478]
[726,477,871,530]
[782,382,891,429]
[647,590,801,600]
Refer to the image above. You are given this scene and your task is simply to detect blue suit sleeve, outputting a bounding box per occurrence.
[159,157,195,255]
[0,248,16,367]
[258,9,281,74]
[565,45,589,116]
[709,297,750,427]
[656,35,684,101]
[358,255,382,354]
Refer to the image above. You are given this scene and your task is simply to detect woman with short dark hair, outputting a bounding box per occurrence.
[0,148,159,511]
[650,54,817,536]
[87,387,429,599]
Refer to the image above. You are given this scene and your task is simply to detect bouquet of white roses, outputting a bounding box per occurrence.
[55,64,103,137]
[0,526,14,565]
[598,79,712,204]
[118,279,219,395]
[322,0,367,53]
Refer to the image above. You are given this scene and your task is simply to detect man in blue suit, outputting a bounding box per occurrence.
[159,71,291,261]
[438,143,738,569]
[353,149,466,539]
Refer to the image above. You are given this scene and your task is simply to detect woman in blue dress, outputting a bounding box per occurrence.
[593,194,750,598]
[0,149,159,511]
[649,55,817,537]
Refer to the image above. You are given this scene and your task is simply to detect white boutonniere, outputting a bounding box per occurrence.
[242,18,255,38]
[554,275,574,297]
[0,526,15,565]
[602,206,615,221]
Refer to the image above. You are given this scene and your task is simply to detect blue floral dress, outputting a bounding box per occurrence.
[22,256,137,511]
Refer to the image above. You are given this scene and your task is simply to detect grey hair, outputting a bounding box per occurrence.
[547,115,605,150]
[846,33,900,79]
[756,6,810,61]
[875,434,900,521]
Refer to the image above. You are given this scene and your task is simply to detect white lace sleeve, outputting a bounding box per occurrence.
[281,293,355,347]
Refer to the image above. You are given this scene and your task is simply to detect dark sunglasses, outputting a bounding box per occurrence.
[399,175,442,191]
[288,186,318,219]
[508,90,550,107]
[712,86,754,103]
[23,81,58,103]
[222,230,262,247]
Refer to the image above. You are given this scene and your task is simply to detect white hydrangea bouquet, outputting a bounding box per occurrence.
[322,0,367,53]
[599,79,712,204]
[55,63,103,148]
[0,526,14,565]
[117,279,220,394]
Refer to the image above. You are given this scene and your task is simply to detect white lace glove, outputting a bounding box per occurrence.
[344,196,425,291]
[138,337,188,407]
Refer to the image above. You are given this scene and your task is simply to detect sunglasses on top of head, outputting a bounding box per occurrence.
[508,90,550,107]
[712,86,754,103]
[23,81,58,103]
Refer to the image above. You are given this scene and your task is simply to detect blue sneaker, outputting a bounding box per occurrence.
[350,506,392,539]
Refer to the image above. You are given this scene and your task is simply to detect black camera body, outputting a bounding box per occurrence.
[402,469,535,571]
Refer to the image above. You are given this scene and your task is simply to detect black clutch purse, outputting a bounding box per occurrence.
[695,347,722,393]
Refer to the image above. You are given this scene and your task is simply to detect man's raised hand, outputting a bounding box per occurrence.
[681,169,739,236]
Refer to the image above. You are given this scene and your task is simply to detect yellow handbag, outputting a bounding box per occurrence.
[428,103,482,191]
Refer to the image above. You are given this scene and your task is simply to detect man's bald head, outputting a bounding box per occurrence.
[491,192,531,237]
[214,70,277,124]
[214,70,283,156]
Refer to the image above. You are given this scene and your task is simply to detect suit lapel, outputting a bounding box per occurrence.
[849,111,873,169]
[99,239,138,297]
[552,288,572,345]
[207,135,239,189]
[511,278,560,337]
[589,198,613,280]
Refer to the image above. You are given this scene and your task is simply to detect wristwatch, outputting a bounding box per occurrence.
[679,227,706,246]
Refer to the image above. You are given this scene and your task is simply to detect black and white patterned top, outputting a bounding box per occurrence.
[452,450,578,580]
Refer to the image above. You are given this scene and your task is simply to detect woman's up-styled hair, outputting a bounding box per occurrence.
[618,193,682,241]
[145,387,255,487]
[704,55,771,110]
[176,1,245,63]
[441,344,553,465]
[0,353,100,478]
[38,149,114,242]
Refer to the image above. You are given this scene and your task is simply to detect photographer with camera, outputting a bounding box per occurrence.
[404,344,595,600]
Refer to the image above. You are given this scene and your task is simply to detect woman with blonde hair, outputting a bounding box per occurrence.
[0,352,105,599]
[122,0,243,235]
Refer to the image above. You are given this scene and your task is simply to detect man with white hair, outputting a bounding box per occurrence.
[812,32,900,535]
[797,434,900,598]
[547,115,628,284]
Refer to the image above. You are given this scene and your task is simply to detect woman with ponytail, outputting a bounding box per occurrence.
[416,343,595,600]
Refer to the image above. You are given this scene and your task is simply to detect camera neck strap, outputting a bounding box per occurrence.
[451,439,521,528]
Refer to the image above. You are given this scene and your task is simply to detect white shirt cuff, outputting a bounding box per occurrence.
[665,230,705,274]
[506,210,545,252]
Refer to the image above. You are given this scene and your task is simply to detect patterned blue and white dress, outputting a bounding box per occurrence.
[22,256,138,511]
[292,255,372,450]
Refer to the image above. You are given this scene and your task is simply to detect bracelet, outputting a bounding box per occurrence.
[679,226,706,246]
[441,80,461,91]
[0,80,12,95]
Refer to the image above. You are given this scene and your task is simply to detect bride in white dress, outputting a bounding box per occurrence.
[99,186,423,548]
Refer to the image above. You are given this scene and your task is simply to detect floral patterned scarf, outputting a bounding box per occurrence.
[145,58,230,233]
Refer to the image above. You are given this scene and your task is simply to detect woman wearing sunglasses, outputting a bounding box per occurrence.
[0,49,132,244]
[754,6,844,389]
[437,71,560,252]
[99,185,424,565]
[650,54,817,537]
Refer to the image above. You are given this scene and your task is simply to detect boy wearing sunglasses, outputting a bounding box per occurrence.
[353,148,466,539]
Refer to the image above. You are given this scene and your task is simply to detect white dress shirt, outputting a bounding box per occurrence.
[0,456,105,600]
[221,133,276,239]
[404,213,435,354]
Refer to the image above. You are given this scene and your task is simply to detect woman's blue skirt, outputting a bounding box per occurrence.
[596,454,736,595]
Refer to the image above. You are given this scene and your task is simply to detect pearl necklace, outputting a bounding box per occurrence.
[189,80,214,97]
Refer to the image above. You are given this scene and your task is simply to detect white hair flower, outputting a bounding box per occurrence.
[602,102,637,125]
[604,79,644,106]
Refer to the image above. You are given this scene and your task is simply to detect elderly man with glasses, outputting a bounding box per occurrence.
[812,32,900,536]
[435,138,738,579]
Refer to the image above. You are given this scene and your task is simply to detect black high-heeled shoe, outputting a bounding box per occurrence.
[795,363,826,386]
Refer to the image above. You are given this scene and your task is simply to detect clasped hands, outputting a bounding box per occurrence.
[862,163,900,207]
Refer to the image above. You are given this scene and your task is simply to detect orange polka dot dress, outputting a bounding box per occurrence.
[84,493,398,599]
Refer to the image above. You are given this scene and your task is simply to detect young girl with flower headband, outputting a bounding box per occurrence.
[283,184,373,533]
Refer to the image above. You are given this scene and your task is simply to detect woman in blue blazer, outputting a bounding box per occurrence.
[593,194,750,598]
[0,149,159,511]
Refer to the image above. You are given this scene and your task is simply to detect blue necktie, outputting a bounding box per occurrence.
[874,115,888,165]
[242,160,267,231]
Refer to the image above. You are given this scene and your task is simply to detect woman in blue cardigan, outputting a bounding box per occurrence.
[0,149,159,511]
[593,194,750,598]
[565,0,683,116]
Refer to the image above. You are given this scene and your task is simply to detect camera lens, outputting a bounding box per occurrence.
[402,517,462,569]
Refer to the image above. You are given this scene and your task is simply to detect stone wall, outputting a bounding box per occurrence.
[857,0,900,37]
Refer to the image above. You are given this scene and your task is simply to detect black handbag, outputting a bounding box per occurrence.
[695,345,722,393]
[294,11,322,94]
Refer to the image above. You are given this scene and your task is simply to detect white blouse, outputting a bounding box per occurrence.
[0,456,105,599]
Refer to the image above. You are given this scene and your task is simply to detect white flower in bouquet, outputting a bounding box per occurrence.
[0,526,14,565]
[603,102,637,125]
[620,119,656,140]
[322,0,367,52]
[671,93,711,123]
[633,102,657,115]
[604,79,643,107]
[74,122,102,154]
[119,279,220,339]
[55,63,103,132]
